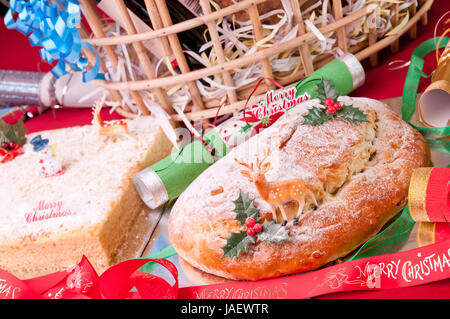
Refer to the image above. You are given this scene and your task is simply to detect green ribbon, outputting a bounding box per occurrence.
[401,37,450,152]
[348,206,415,261]
[136,245,178,273]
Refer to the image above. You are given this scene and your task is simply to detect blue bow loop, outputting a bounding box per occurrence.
[5,0,104,82]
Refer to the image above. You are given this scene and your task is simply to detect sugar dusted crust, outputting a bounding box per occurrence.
[0,117,172,279]
[168,97,430,281]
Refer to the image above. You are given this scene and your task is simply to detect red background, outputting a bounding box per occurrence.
[0,0,449,299]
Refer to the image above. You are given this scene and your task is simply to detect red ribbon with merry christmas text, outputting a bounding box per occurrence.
[1,238,449,299]
[179,238,450,299]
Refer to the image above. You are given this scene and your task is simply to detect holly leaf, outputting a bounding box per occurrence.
[302,107,332,126]
[0,118,27,145]
[315,79,338,102]
[221,230,255,259]
[222,191,293,260]
[257,221,290,243]
[232,191,260,225]
[335,104,369,124]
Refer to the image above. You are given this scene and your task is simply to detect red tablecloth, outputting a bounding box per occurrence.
[1,0,449,299]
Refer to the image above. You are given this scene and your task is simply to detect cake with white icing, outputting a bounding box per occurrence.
[0,116,172,279]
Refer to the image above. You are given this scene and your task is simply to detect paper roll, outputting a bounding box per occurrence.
[419,80,450,128]
[419,42,450,128]
[53,72,108,107]
[433,42,450,83]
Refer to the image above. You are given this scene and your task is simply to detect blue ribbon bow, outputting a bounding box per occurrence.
[30,135,49,152]
[5,0,104,82]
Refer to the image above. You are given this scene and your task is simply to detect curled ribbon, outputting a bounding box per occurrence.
[4,0,104,82]
[238,78,288,133]
[401,37,450,152]
[0,256,178,299]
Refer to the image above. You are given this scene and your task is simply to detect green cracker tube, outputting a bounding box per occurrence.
[133,53,365,209]
[133,129,228,208]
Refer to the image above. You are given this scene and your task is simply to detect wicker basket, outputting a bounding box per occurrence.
[79,0,434,123]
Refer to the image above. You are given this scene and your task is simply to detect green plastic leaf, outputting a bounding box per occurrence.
[257,221,290,243]
[315,79,338,101]
[0,118,27,145]
[335,104,369,124]
[239,122,252,133]
[221,231,255,259]
[232,191,260,225]
[302,107,331,126]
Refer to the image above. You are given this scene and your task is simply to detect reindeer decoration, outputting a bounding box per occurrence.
[92,95,130,136]
[235,148,317,226]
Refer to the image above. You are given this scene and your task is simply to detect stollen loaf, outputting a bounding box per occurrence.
[169,96,429,281]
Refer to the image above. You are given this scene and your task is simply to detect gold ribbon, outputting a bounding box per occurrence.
[417,222,436,247]
[408,167,432,222]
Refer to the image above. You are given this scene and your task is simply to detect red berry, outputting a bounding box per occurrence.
[247,228,255,236]
[1,142,8,150]
[333,102,342,110]
[8,141,16,149]
[245,217,256,228]
[327,106,336,114]
[324,98,334,107]
[253,223,262,233]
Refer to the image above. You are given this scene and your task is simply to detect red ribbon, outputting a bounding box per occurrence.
[1,238,450,299]
[186,77,287,159]
[425,168,450,223]
[0,257,178,299]
[179,238,450,299]
[0,144,24,163]
[240,77,286,124]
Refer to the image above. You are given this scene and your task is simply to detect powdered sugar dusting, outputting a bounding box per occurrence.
[169,97,429,280]
[171,98,376,227]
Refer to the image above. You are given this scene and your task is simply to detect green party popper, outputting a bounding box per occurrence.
[133,53,365,209]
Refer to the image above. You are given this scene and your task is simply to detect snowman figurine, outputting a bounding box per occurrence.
[30,135,65,177]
